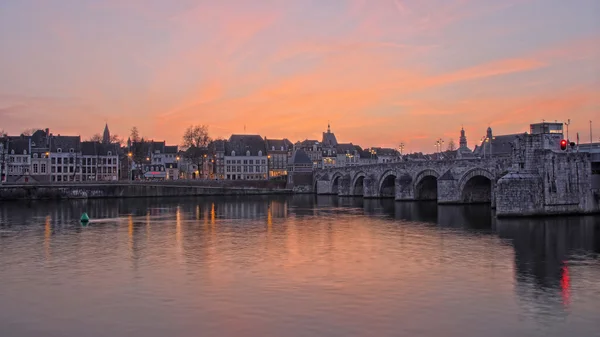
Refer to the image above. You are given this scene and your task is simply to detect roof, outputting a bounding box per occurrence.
[210,139,226,152]
[265,138,293,151]
[5,138,30,154]
[321,131,338,147]
[30,129,48,147]
[336,143,356,153]
[372,147,399,156]
[473,134,521,157]
[50,135,80,152]
[289,149,312,165]
[226,135,266,156]
[164,145,178,154]
[81,142,119,156]
[297,139,320,148]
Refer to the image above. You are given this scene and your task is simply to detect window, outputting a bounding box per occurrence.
[249,166,253,173]
[69,157,74,164]
[243,160,248,164]
[57,148,62,153]
[33,164,38,173]
[51,176,56,182]
[41,164,46,173]
[258,151,262,156]
[246,150,250,156]
[231,151,235,156]
[51,166,56,173]
[57,175,62,182]
[57,167,62,173]
[107,151,112,156]
[249,160,254,164]
[262,160,266,165]
[70,167,74,173]
[256,166,260,173]
[33,153,38,158]
[69,148,74,153]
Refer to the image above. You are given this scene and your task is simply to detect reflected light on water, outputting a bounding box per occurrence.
[0,196,599,337]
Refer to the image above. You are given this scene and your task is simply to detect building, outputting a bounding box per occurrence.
[49,135,82,182]
[295,139,322,169]
[335,143,360,167]
[265,138,293,178]
[102,123,111,144]
[321,123,339,169]
[473,127,523,158]
[81,141,120,181]
[287,149,313,191]
[224,135,268,180]
[356,146,377,165]
[370,147,400,163]
[457,127,474,159]
[1,136,32,183]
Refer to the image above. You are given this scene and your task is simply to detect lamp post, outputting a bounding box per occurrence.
[127,152,132,181]
[564,119,570,142]
[435,139,444,158]
[267,154,271,180]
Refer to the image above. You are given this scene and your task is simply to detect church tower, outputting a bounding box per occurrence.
[459,126,468,149]
[102,123,111,144]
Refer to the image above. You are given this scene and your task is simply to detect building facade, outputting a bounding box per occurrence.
[224,135,268,180]
[265,138,293,178]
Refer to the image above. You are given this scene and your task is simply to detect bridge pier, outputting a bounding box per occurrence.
[338,176,352,197]
[395,173,414,201]
[363,175,379,198]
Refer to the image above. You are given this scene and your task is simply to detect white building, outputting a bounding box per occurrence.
[224,135,268,180]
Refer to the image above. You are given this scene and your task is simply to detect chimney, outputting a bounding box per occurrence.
[45,128,49,136]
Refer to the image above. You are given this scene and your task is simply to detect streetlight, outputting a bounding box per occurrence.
[398,143,405,155]
[435,139,444,156]
[127,152,132,181]
[267,154,271,179]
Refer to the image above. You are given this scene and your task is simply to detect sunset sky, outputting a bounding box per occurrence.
[1,0,599,152]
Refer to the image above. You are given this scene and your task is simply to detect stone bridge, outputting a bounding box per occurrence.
[314,158,512,206]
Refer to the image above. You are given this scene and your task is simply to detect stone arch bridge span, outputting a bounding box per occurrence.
[314,158,512,205]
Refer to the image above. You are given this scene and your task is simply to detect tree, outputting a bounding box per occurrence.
[130,127,140,143]
[0,129,6,137]
[88,134,103,142]
[182,124,211,148]
[110,134,123,146]
[21,128,38,136]
[181,125,212,179]
[447,139,456,151]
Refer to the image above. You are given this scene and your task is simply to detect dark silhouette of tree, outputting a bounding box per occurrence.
[182,125,211,148]
[130,127,140,143]
[182,125,212,179]
[88,134,103,142]
[447,139,456,151]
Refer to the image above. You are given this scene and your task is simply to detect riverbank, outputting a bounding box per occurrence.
[0,181,292,201]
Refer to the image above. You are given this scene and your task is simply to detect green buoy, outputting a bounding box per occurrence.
[80,212,90,223]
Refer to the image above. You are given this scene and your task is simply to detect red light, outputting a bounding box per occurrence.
[560,139,567,151]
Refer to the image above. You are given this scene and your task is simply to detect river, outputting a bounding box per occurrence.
[1,195,599,337]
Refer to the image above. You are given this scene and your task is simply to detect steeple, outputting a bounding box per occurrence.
[459,126,468,149]
[327,121,331,133]
[102,123,111,144]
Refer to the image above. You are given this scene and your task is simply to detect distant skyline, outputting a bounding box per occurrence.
[1,0,599,152]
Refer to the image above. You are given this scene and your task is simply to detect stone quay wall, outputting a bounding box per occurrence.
[0,181,291,201]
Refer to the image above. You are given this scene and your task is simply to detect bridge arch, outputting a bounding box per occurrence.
[414,169,439,201]
[351,171,367,196]
[458,168,494,203]
[378,169,397,198]
[329,171,344,194]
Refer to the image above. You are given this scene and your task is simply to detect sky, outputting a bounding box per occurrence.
[0,0,599,152]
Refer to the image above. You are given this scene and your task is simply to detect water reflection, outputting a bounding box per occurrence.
[1,196,599,337]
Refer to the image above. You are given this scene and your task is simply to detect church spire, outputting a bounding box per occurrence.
[327,121,331,133]
[102,123,110,144]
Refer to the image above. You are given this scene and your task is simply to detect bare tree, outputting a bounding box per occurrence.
[21,128,38,136]
[130,127,140,143]
[88,134,102,142]
[110,134,123,146]
[447,139,456,151]
[182,125,211,148]
[0,129,6,137]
